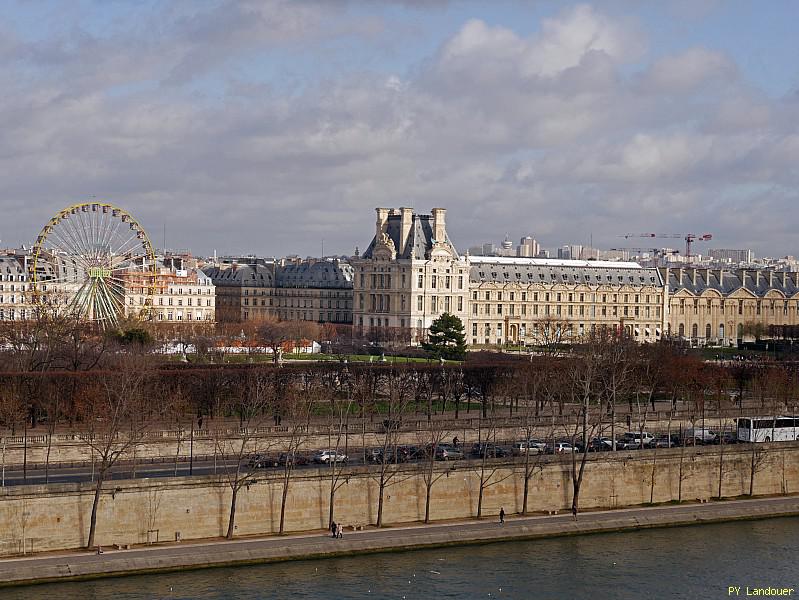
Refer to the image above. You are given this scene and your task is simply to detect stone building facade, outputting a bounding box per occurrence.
[665,268,799,346]
[145,264,215,324]
[273,259,353,324]
[350,207,470,343]
[203,258,353,325]
[0,252,32,321]
[468,256,666,346]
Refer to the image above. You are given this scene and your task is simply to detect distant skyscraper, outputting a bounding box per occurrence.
[707,248,754,263]
[517,236,540,258]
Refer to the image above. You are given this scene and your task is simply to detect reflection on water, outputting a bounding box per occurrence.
[6,517,799,600]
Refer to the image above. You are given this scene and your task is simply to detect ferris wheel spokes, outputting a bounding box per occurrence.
[30,202,157,327]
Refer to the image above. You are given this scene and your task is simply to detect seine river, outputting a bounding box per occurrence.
[7,518,799,600]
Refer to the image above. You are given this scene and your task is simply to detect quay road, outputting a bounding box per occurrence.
[0,452,518,486]
[0,438,762,487]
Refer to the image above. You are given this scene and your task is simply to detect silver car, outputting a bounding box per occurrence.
[313,450,348,464]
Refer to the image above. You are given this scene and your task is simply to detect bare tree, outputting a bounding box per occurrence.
[214,368,278,539]
[517,360,556,514]
[368,366,415,527]
[568,330,614,517]
[274,370,316,534]
[416,412,451,524]
[323,363,355,529]
[257,319,292,364]
[78,358,157,549]
[526,316,575,356]
[471,401,515,518]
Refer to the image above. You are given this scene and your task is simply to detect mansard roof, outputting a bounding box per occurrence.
[0,255,25,274]
[202,264,274,287]
[362,213,459,260]
[469,258,663,287]
[275,260,353,289]
[666,268,799,298]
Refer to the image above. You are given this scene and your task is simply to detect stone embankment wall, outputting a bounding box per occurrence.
[1,443,796,555]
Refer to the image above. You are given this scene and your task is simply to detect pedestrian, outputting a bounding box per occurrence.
[453,436,459,448]
[572,505,578,521]
[337,523,343,539]
[331,521,337,538]
[499,507,505,525]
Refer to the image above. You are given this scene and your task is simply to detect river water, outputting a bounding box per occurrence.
[6,517,799,600]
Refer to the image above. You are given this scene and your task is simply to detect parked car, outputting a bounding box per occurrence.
[470,443,511,458]
[614,435,635,450]
[588,437,614,452]
[650,435,678,448]
[366,448,384,463]
[686,428,717,444]
[247,453,274,469]
[714,431,738,445]
[623,431,655,446]
[398,445,422,461]
[277,452,308,467]
[313,450,348,464]
[512,440,545,455]
[435,445,465,461]
[545,441,575,454]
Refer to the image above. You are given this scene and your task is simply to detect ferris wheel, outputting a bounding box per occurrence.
[29,202,157,326]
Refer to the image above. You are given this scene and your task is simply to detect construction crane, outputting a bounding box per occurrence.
[618,233,713,260]
[610,247,680,256]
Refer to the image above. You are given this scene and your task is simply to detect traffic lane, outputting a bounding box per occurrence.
[0,460,243,486]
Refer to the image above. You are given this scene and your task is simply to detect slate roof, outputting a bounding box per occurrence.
[203,260,354,289]
[362,213,459,260]
[203,264,274,288]
[0,255,25,276]
[275,261,353,289]
[667,269,799,298]
[469,258,662,287]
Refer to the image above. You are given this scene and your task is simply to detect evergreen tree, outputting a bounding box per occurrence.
[422,313,466,360]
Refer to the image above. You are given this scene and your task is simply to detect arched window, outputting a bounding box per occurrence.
[719,323,725,339]
[678,323,685,337]
[692,324,698,338]
[705,324,712,339]
[737,323,744,338]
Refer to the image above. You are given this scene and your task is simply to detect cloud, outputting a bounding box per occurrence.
[639,47,737,93]
[0,2,797,259]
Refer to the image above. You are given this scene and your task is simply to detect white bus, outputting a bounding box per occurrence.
[736,416,799,443]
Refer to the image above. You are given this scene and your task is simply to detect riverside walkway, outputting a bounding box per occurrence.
[1,495,798,587]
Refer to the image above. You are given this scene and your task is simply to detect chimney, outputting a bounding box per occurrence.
[431,207,447,244]
[738,269,747,290]
[768,271,774,287]
[782,271,787,287]
[706,269,712,287]
[375,207,389,241]
[399,207,414,256]
[691,268,697,287]
[718,269,724,288]
[678,268,684,286]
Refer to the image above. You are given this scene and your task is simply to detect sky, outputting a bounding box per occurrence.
[1,0,798,259]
